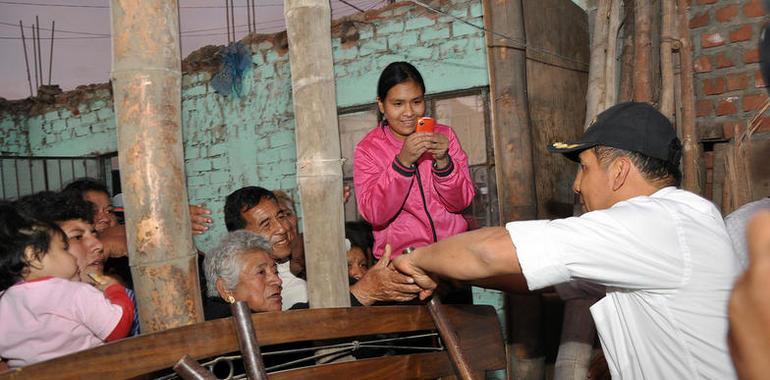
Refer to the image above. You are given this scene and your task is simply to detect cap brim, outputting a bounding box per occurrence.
[546,141,596,162]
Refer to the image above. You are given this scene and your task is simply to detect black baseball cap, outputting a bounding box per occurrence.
[547,102,682,166]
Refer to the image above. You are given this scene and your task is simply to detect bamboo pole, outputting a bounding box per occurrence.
[619,0,635,102]
[284,0,349,308]
[110,0,204,332]
[603,1,622,109]
[676,0,702,194]
[633,0,653,102]
[659,0,675,120]
[585,0,611,128]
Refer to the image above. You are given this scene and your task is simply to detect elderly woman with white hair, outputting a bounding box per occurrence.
[203,230,283,320]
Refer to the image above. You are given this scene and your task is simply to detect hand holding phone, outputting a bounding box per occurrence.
[415,117,435,133]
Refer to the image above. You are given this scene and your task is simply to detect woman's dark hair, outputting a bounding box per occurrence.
[224,186,278,232]
[0,205,64,291]
[13,191,95,225]
[376,61,426,102]
[62,177,110,197]
[345,221,374,253]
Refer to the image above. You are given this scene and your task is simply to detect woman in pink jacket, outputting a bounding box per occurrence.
[354,62,476,259]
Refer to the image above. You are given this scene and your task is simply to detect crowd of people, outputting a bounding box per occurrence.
[0,59,768,380]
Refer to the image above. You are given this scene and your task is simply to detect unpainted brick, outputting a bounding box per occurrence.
[721,121,737,139]
[694,55,712,73]
[716,98,739,116]
[689,11,710,29]
[715,4,738,22]
[743,0,764,17]
[729,25,753,43]
[756,70,767,88]
[742,92,768,111]
[702,32,725,48]
[726,73,749,91]
[744,48,760,63]
[715,51,734,68]
[703,77,726,95]
[696,99,713,117]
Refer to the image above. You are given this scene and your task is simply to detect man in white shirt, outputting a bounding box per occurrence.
[393,102,740,379]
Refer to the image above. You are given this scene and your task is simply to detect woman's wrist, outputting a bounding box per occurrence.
[433,156,449,170]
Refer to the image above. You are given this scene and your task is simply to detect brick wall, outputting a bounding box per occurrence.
[0,0,488,252]
[689,0,769,140]
[689,0,770,206]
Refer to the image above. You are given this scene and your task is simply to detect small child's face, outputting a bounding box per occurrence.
[347,247,369,281]
[30,233,79,281]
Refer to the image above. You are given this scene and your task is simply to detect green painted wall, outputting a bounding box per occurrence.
[0,0,488,253]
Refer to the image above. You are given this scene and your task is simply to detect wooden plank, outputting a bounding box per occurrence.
[523,0,589,219]
[0,305,503,380]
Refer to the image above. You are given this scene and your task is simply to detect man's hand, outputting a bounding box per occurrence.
[729,210,770,380]
[350,244,422,305]
[190,205,212,235]
[392,246,438,300]
[99,225,128,258]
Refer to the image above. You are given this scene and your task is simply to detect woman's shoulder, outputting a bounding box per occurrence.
[355,126,388,152]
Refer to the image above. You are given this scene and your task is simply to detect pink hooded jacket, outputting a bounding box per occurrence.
[353,122,476,258]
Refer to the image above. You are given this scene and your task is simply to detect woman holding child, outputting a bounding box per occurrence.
[354,62,476,258]
[0,206,134,368]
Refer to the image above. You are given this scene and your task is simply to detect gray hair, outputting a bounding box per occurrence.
[204,230,273,298]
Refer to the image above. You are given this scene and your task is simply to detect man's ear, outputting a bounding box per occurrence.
[215,277,231,300]
[611,156,632,191]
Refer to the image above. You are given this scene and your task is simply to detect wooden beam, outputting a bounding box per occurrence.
[110,0,203,332]
[481,0,540,377]
[284,0,349,307]
[676,0,703,194]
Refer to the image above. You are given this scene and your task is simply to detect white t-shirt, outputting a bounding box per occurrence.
[724,197,770,270]
[0,277,122,368]
[508,187,738,379]
[277,261,308,310]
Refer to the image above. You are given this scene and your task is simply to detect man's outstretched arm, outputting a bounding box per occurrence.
[392,227,524,296]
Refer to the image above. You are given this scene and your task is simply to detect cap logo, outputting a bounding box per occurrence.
[552,142,581,149]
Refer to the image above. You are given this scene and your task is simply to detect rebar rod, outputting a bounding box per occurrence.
[428,297,476,380]
[19,20,33,97]
[173,355,217,380]
[230,302,268,380]
[48,20,54,85]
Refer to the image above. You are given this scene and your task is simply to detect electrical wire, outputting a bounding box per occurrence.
[0,1,282,9]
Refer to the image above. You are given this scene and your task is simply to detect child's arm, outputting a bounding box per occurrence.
[92,276,135,342]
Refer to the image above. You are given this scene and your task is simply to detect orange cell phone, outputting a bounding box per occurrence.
[415,117,435,133]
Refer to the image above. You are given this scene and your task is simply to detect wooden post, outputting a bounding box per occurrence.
[619,0,635,102]
[659,0,675,120]
[110,0,204,332]
[284,0,349,308]
[676,0,703,194]
[633,0,653,102]
[482,0,541,378]
[585,0,610,127]
[603,1,621,109]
